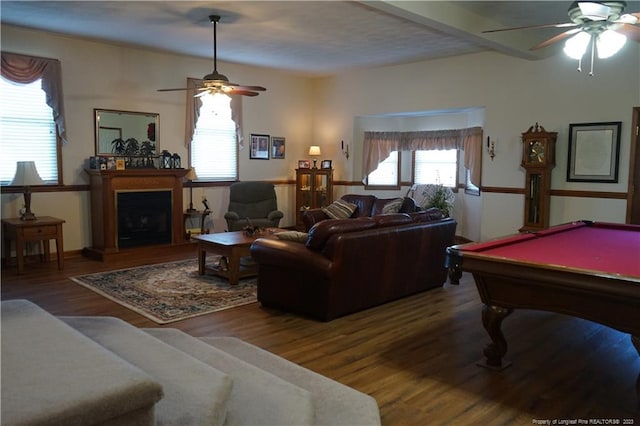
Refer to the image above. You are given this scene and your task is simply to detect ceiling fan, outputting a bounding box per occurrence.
[158,15,266,97]
[484,1,640,74]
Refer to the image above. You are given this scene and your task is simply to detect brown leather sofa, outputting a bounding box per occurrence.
[302,194,420,231]
[250,211,457,321]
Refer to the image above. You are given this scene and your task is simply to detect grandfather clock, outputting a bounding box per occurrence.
[520,123,557,233]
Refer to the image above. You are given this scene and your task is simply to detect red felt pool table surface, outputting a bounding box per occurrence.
[460,221,640,279]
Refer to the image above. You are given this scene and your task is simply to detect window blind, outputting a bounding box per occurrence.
[414,150,457,187]
[0,77,57,185]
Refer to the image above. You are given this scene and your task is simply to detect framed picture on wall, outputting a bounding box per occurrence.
[271,137,285,159]
[250,133,270,160]
[567,122,621,183]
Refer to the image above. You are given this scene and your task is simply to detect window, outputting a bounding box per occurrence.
[366,151,400,188]
[0,77,59,185]
[414,149,457,187]
[190,93,237,181]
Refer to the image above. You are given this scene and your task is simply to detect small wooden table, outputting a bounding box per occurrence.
[2,216,65,274]
[183,210,212,240]
[194,230,280,285]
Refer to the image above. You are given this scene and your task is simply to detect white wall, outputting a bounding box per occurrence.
[1,25,312,249]
[2,24,639,252]
[312,44,639,240]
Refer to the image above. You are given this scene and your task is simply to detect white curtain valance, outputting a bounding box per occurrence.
[362,127,483,187]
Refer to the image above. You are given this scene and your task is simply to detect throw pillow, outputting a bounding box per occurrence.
[382,197,404,214]
[322,199,357,219]
[275,231,308,243]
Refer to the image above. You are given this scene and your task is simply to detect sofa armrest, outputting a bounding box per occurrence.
[250,238,332,277]
[302,208,329,231]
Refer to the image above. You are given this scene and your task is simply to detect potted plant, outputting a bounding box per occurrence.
[423,184,455,217]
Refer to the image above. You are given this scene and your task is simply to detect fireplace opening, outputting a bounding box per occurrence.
[117,190,172,248]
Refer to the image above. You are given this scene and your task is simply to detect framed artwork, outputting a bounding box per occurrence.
[321,159,332,169]
[250,133,270,160]
[271,136,285,159]
[567,122,621,183]
[298,160,310,169]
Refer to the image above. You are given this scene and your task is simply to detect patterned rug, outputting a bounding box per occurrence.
[70,258,257,324]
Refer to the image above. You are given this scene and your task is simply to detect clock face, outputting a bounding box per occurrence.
[528,140,545,163]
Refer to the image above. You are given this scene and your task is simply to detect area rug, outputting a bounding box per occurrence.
[70,258,257,324]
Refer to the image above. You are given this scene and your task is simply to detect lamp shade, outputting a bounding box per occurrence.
[563,31,591,60]
[308,146,321,156]
[597,29,626,59]
[185,168,198,181]
[10,161,44,186]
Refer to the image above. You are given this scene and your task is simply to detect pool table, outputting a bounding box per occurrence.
[447,221,640,379]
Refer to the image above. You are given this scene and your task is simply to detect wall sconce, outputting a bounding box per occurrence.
[487,136,496,161]
[341,140,349,160]
[308,145,321,168]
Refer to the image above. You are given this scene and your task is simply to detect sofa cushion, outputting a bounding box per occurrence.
[340,194,376,218]
[322,199,358,219]
[276,231,309,243]
[306,218,376,250]
[410,207,445,222]
[373,213,413,227]
[381,198,404,214]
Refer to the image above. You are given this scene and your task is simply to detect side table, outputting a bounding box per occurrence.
[2,216,65,274]
[184,210,212,240]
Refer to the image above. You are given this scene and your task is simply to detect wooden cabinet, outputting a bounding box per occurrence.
[296,168,333,228]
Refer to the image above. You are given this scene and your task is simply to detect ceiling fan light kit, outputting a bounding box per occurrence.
[484,1,639,76]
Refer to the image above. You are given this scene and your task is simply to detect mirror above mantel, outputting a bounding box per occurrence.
[94,109,159,156]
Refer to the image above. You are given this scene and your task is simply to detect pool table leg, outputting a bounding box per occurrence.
[632,335,640,408]
[478,304,513,370]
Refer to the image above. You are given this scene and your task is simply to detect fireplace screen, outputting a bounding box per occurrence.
[116,190,172,248]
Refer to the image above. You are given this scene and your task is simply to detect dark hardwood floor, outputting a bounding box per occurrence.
[2,251,639,424]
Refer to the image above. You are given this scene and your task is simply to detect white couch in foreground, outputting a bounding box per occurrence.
[1,299,381,425]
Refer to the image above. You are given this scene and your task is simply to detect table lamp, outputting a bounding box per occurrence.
[185,168,198,212]
[308,146,321,168]
[10,161,44,221]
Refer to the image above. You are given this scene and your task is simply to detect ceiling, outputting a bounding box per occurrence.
[2,1,639,77]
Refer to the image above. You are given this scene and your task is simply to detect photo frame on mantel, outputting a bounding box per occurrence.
[567,122,621,183]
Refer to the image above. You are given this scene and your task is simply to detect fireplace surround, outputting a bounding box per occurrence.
[84,169,188,261]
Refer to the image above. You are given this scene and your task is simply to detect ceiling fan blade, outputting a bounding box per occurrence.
[157,88,189,92]
[233,85,266,92]
[483,22,576,34]
[228,89,260,97]
[616,23,640,43]
[530,28,582,50]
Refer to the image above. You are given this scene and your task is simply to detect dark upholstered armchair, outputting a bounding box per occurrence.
[224,182,284,231]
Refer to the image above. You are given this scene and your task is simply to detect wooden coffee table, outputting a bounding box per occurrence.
[193,230,281,285]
